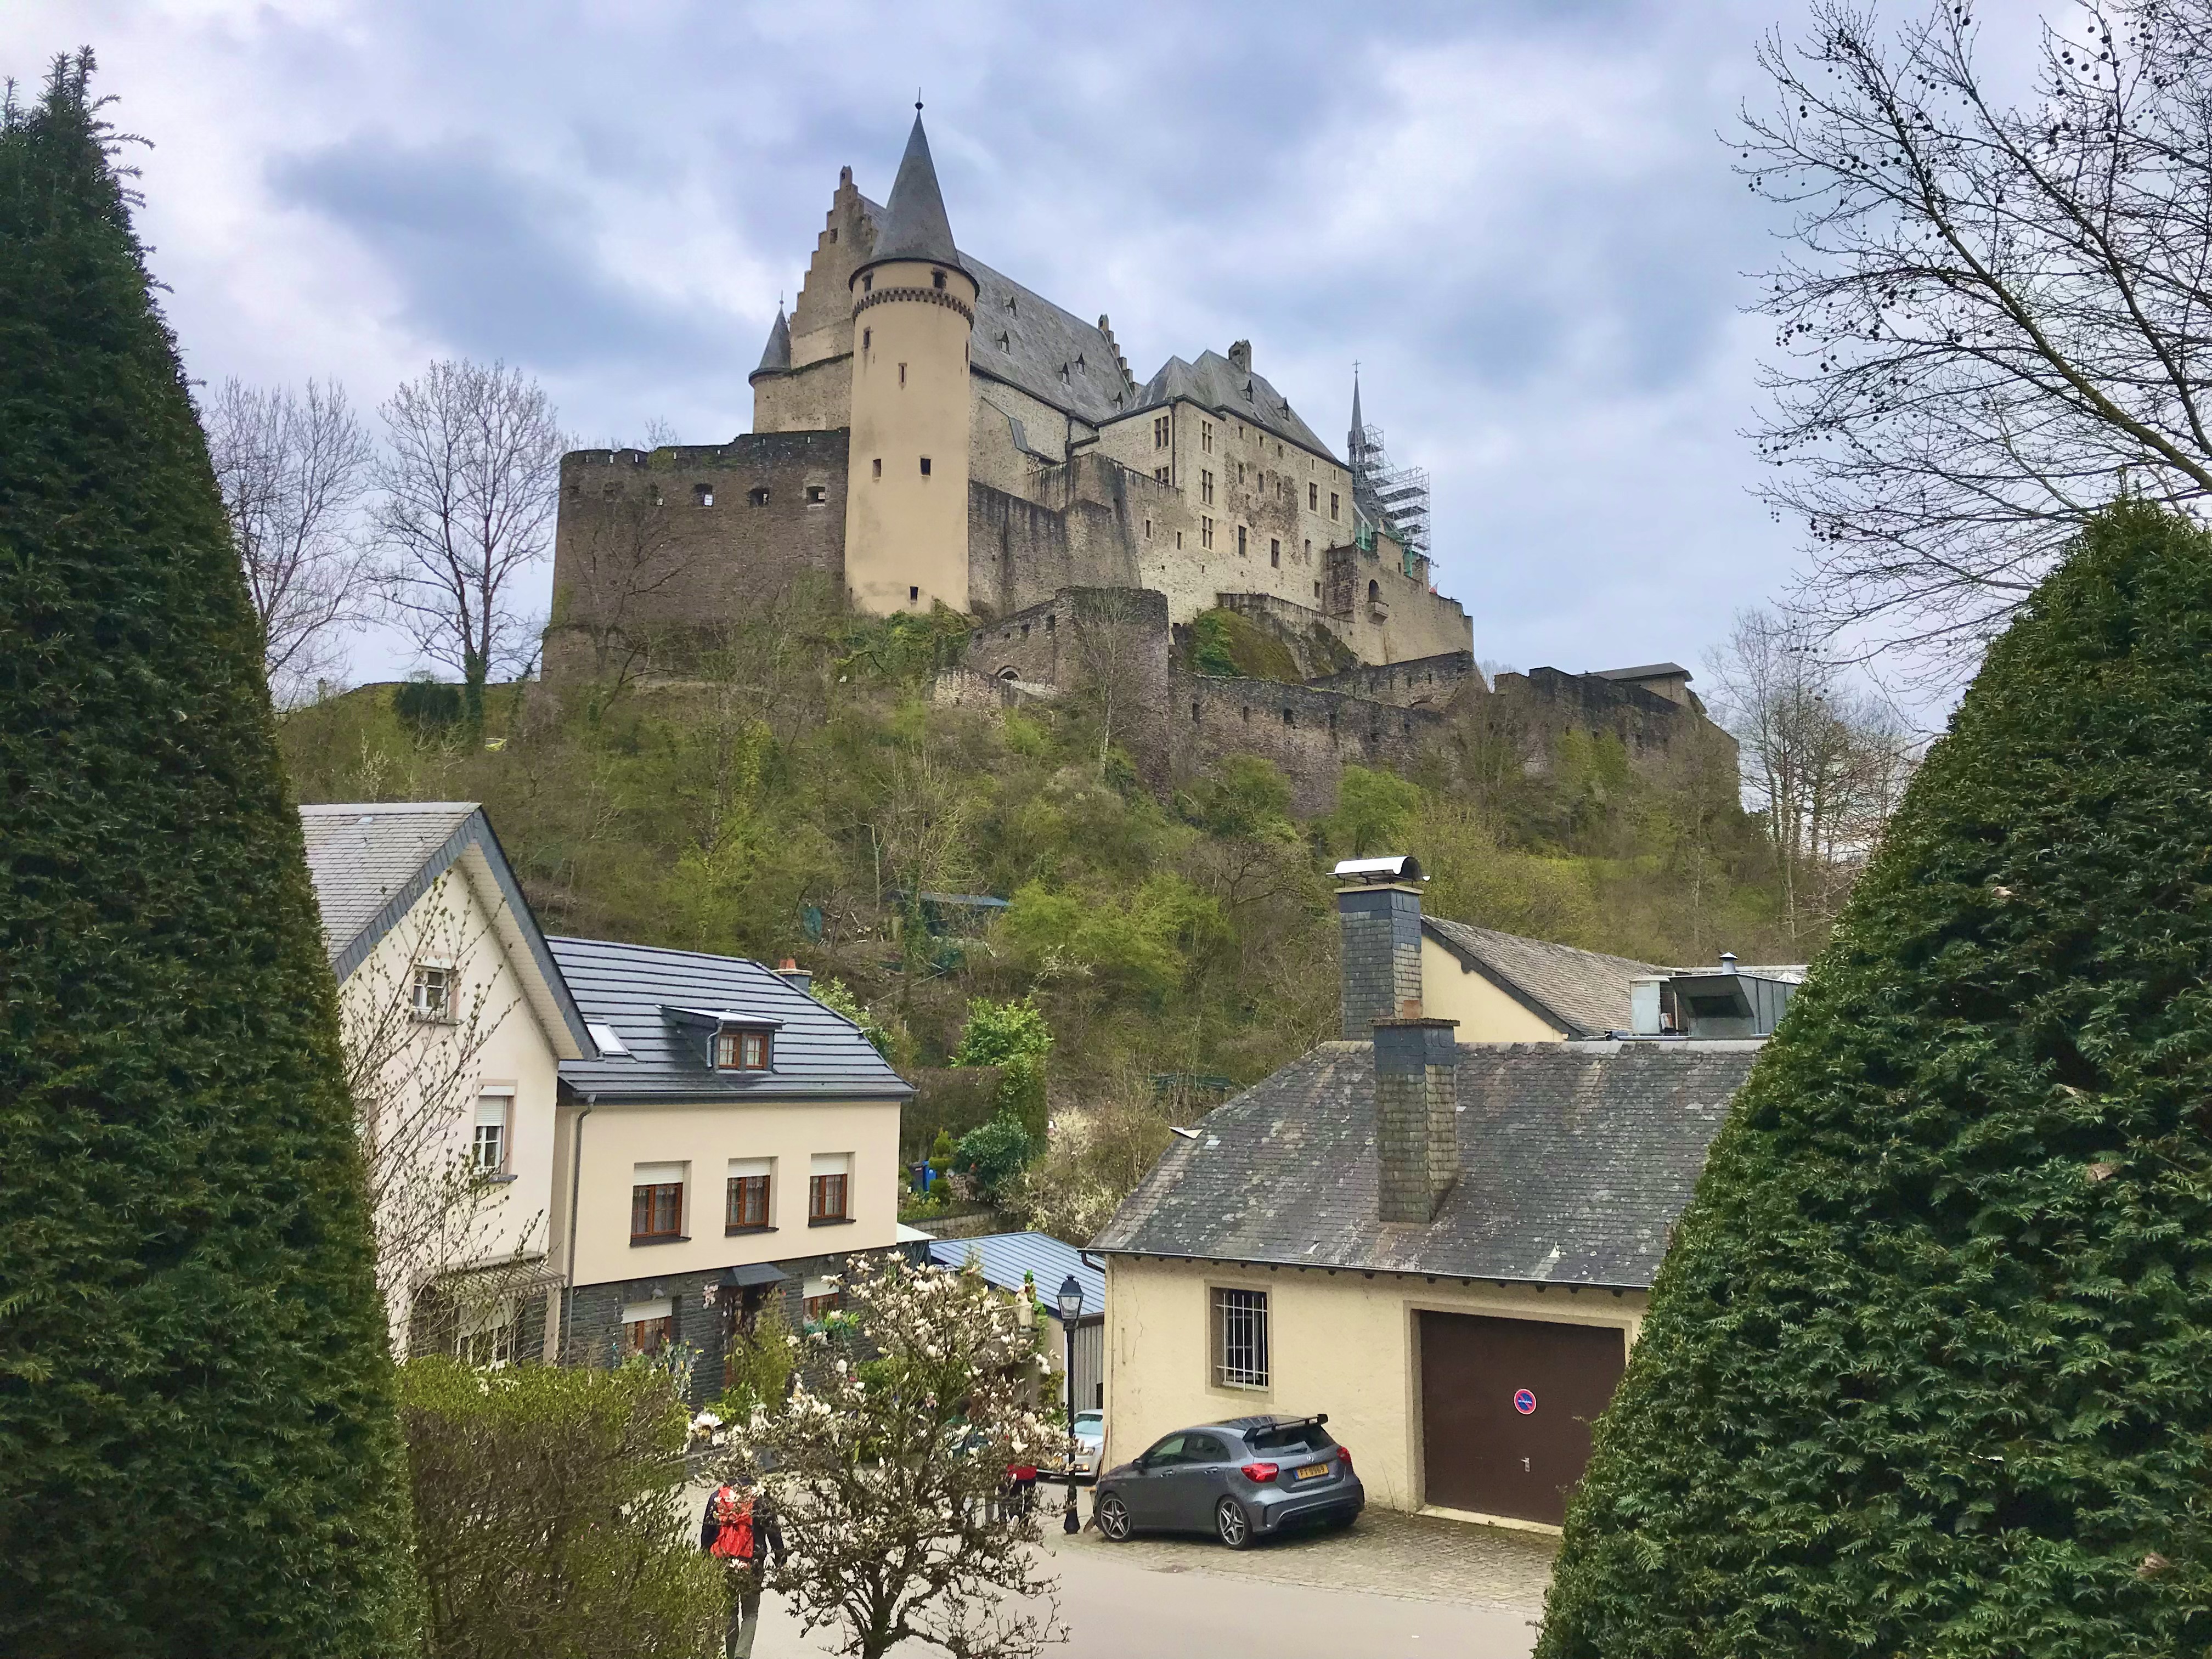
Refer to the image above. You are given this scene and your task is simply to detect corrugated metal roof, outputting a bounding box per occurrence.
[928,1230,1104,1316]
[550,935,911,1103]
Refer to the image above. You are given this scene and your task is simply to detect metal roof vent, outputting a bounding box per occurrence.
[1331,854,1423,885]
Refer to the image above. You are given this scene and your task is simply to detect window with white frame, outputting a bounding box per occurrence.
[411,962,454,1020]
[471,1091,511,1176]
[1211,1286,1269,1389]
[456,1297,517,1368]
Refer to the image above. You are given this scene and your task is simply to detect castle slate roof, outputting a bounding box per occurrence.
[1091,1040,1760,1289]
[861,112,964,273]
[549,935,912,1104]
[1424,918,1671,1040]
[752,306,791,379]
[1133,351,1335,462]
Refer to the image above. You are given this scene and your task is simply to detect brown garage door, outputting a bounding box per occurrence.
[1419,1312,1626,1526]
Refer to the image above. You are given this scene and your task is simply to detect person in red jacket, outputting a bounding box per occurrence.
[700,1474,786,1659]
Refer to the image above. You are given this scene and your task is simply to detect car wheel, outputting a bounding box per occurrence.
[1215,1497,1254,1550]
[1097,1493,1132,1542]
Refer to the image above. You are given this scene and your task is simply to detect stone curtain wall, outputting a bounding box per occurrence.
[1175,672,1447,816]
[1307,651,1484,709]
[1489,667,1740,778]
[543,432,850,683]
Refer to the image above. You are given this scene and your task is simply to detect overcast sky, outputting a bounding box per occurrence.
[17,0,2050,690]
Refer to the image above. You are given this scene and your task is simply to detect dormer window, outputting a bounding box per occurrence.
[1005,295,1017,314]
[715,1029,771,1070]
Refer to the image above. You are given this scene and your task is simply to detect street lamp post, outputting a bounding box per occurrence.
[1056,1273,1084,1536]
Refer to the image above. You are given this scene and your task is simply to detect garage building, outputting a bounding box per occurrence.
[1091,860,1766,1530]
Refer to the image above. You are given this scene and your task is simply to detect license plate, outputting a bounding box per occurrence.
[1295,1462,1330,1481]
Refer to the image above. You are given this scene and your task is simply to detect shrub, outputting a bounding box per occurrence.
[398,1357,721,1659]
[1537,503,2212,1658]
[952,995,1054,1141]
[393,673,464,735]
[0,57,412,1656]
[955,1115,1035,1201]
[714,1300,795,1421]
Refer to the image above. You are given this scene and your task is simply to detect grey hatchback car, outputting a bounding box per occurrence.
[1093,1414,1363,1548]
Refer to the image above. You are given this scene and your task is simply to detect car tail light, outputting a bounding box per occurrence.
[1239,1461,1279,1483]
[1338,1447,1353,1469]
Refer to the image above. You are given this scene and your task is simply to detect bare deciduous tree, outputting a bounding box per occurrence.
[1747,0,2212,666]
[546,487,683,700]
[718,1255,1064,1659]
[376,360,567,721]
[1706,608,1920,946]
[342,873,538,1358]
[203,376,372,701]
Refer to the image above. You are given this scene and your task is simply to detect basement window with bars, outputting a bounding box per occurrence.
[1212,1287,1269,1390]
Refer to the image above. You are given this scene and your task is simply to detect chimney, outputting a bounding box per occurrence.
[776,957,814,995]
[1373,1014,1459,1223]
[1333,855,1426,1040]
[1228,339,1252,372]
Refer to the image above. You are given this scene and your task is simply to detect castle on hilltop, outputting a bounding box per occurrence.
[544,109,1470,679]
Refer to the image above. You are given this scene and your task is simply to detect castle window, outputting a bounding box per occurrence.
[1331,492,1341,521]
[909,586,920,603]
[1200,470,1214,505]
[1283,709,1294,727]
[1191,701,1200,721]
[695,484,714,507]
[1240,706,1250,723]
[1005,295,1017,314]
[1238,461,1246,484]
[1270,539,1280,568]
[1176,531,1184,549]
[899,363,906,386]
[919,456,932,476]
[998,667,1019,681]
[872,459,882,479]
[806,484,826,504]
[1020,624,1030,639]
[1314,581,1322,599]
[1144,518,1152,540]
[829,228,838,242]
[747,487,769,506]
[863,328,871,353]
[1237,524,1247,557]
[1368,579,1380,602]
[1154,466,1169,485]
[1304,539,1311,556]
[1201,420,1214,453]
[932,268,946,290]
[1308,482,1318,510]
[1046,614,1054,632]
[862,274,873,293]
[997,332,1010,352]
[1154,415,1170,448]
[1201,517,1214,549]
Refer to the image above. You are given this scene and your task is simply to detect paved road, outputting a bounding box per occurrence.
[723,1483,1553,1659]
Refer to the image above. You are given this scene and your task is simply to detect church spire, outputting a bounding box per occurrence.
[866,108,962,270]
[1348,366,1366,470]
[749,303,791,382]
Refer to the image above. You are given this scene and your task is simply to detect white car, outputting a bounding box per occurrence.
[1064,1409,1104,1482]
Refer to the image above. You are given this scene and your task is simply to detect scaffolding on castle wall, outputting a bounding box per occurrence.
[1351,423,1431,572]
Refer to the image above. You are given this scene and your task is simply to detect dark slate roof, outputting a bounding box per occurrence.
[1132,351,1335,462]
[1595,662,1692,683]
[298,803,592,1058]
[752,306,791,379]
[549,936,912,1103]
[1092,1040,1761,1289]
[1424,918,1671,1040]
[928,1231,1105,1316]
[862,113,963,273]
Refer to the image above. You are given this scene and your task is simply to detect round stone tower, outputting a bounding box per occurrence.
[843,110,976,616]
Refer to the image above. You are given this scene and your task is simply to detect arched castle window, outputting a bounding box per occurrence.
[749,487,770,507]
[1368,579,1380,602]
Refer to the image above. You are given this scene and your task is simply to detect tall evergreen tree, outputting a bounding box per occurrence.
[1538,500,2212,1656]
[0,53,411,1656]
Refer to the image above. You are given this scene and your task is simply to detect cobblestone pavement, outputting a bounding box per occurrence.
[1042,1483,1559,1612]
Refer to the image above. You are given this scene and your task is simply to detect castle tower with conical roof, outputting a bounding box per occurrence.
[841,109,978,616]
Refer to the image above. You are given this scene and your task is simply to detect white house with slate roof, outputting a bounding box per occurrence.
[545,938,914,1408]
[298,804,595,1361]
[1091,858,1769,1532]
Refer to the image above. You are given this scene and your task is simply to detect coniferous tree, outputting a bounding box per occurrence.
[1538,500,2212,1656]
[0,53,411,1656]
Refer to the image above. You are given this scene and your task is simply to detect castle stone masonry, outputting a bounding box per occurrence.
[546,110,1471,680]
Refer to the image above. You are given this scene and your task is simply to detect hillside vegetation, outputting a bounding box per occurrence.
[280,599,1801,1227]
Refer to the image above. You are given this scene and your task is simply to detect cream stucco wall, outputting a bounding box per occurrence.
[1102,1255,1645,1515]
[339,863,568,1349]
[562,1096,901,1290]
[1419,936,1569,1043]
[845,259,978,615]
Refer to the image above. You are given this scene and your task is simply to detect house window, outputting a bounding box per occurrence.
[622,1298,674,1356]
[1270,538,1281,567]
[1154,415,1170,448]
[802,1277,842,1321]
[1308,482,1318,510]
[411,964,453,1022]
[631,1165,685,1242]
[1201,517,1215,550]
[1237,524,1248,557]
[809,1153,851,1223]
[1212,1287,1269,1389]
[1200,470,1214,505]
[747,486,769,507]
[1201,420,1214,454]
[727,1159,772,1231]
[806,484,826,504]
[456,1299,517,1368]
[920,456,932,476]
[1331,492,1341,520]
[714,1029,770,1070]
[694,483,714,507]
[872,458,882,479]
[471,1094,510,1176]
[932,268,947,290]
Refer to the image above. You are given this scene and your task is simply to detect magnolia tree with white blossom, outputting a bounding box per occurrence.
[714,1255,1065,1659]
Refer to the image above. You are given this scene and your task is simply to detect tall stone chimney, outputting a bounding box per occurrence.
[1334,855,1426,1040]
[1373,1016,1460,1223]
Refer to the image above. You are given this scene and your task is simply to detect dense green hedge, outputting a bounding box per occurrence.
[0,55,411,1655]
[1537,501,2212,1657]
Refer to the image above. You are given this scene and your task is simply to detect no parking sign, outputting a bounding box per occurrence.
[1513,1388,1537,1416]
